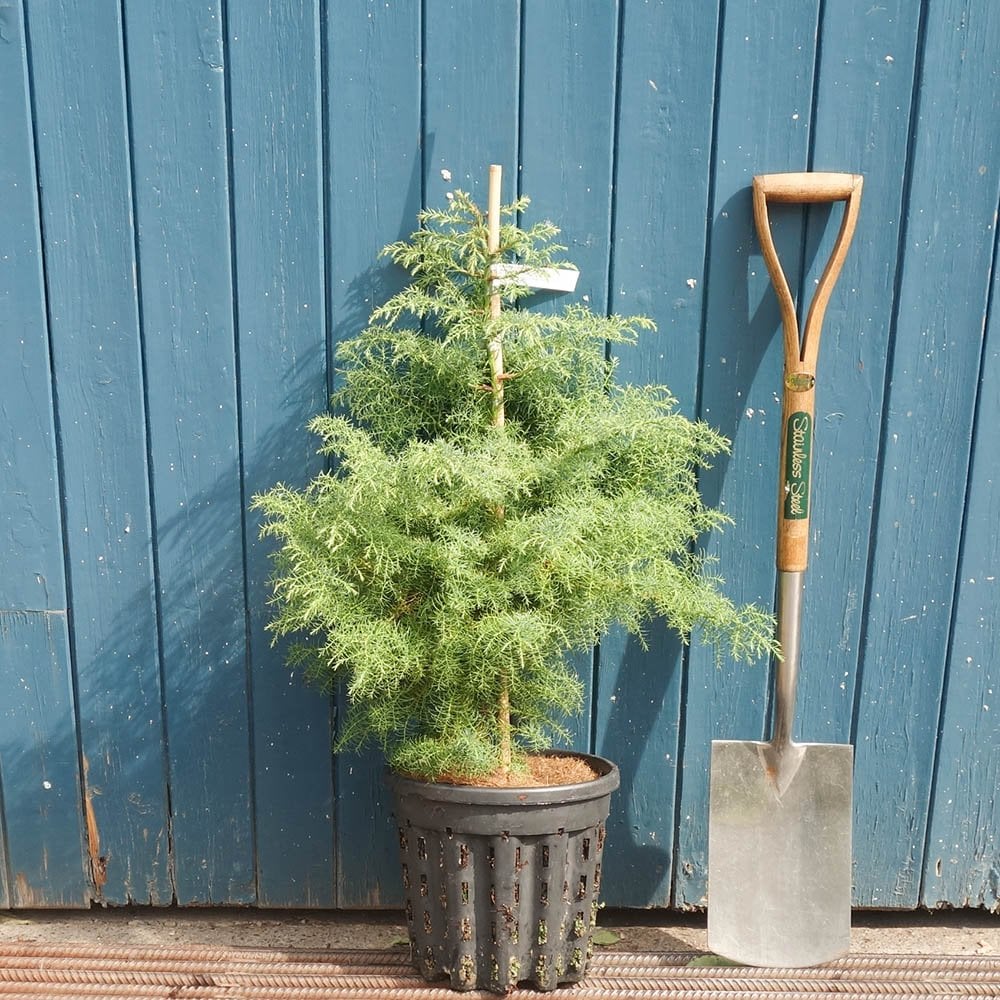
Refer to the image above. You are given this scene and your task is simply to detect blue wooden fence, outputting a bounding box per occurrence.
[1,0,997,910]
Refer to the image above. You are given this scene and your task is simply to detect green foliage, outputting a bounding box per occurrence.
[253,189,776,780]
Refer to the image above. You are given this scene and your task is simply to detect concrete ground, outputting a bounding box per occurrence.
[0,907,997,957]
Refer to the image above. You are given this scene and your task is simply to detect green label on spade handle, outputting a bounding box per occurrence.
[784,412,812,520]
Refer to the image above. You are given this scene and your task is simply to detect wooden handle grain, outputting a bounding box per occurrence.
[754,171,863,203]
[752,172,863,572]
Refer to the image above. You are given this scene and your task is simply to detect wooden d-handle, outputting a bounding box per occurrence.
[754,171,862,203]
[752,171,863,572]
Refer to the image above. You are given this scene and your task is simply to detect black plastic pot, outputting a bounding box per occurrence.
[388,752,620,994]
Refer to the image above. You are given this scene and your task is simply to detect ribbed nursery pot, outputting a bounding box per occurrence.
[388,753,620,994]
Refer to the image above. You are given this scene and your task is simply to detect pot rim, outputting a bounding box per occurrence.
[386,750,620,806]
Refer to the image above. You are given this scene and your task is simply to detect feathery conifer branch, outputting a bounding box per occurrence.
[253,176,777,781]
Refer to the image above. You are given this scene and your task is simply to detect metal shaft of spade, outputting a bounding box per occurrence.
[773,570,803,751]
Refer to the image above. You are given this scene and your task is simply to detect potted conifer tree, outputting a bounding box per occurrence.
[253,166,774,993]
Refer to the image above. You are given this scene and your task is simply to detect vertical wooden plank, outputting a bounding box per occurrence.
[422,0,520,202]
[519,0,621,757]
[0,616,83,907]
[0,804,7,908]
[325,0,422,909]
[922,227,1000,910]
[123,0,254,904]
[609,0,721,417]
[852,0,1000,908]
[795,0,922,754]
[0,0,87,909]
[1,2,70,613]
[798,0,920,903]
[800,1,925,908]
[675,0,822,908]
[519,0,617,310]
[25,0,171,905]
[316,0,520,907]
[228,0,334,906]
[596,0,724,907]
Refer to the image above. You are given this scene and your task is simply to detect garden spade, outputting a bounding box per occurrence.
[708,172,863,967]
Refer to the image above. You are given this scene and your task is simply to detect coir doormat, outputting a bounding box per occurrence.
[0,942,997,998]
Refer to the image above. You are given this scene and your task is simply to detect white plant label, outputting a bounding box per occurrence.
[490,262,580,293]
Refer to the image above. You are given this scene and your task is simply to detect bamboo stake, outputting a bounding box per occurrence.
[487,164,505,428]
[487,164,512,778]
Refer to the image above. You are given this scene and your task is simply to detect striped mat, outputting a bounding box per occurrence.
[0,942,997,998]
